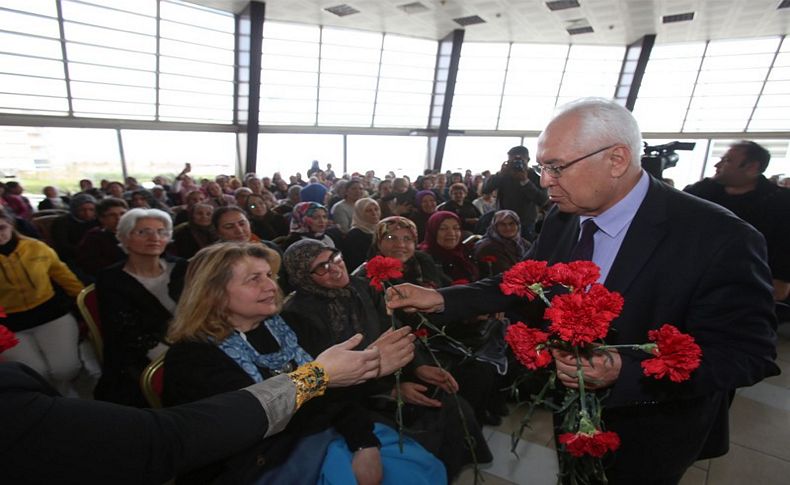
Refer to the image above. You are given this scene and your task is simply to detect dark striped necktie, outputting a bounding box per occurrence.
[569,219,599,261]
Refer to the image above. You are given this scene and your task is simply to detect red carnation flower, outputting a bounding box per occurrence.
[505,322,552,370]
[366,256,404,291]
[0,325,19,353]
[558,430,621,458]
[413,328,429,340]
[499,260,550,301]
[548,261,600,290]
[479,255,497,264]
[545,284,624,346]
[641,324,702,382]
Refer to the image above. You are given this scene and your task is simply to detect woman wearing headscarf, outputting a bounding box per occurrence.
[273,201,334,252]
[0,209,84,397]
[371,216,506,425]
[170,202,217,259]
[408,190,438,242]
[281,239,491,481]
[94,208,187,407]
[242,193,288,241]
[163,242,437,485]
[340,198,380,273]
[419,211,479,283]
[473,209,531,278]
[50,193,100,273]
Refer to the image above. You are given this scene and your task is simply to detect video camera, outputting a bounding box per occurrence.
[505,158,527,171]
[641,141,695,179]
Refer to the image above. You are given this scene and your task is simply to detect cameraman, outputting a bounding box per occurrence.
[481,146,548,240]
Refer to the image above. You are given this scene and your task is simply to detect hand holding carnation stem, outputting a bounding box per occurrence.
[385,283,446,314]
[499,260,702,484]
[553,347,622,390]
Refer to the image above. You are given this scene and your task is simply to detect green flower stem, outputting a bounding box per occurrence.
[574,347,588,424]
[511,373,555,454]
[390,286,473,358]
[417,336,481,485]
[383,282,405,453]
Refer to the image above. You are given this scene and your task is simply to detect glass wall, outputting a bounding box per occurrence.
[256,133,344,178]
[347,135,428,177]
[122,130,238,182]
[0,126,122,194]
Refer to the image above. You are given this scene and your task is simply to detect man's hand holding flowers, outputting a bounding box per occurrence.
[552,347,621,390]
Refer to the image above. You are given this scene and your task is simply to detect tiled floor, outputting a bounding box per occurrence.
[454,324,790,485]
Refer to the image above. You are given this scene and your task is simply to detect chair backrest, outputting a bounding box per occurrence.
[140,352,166,409]
[76,284,103,364]
[31,214,61,247]
[33,209,68,218]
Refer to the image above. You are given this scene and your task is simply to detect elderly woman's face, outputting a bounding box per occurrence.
[306,209,329,234]
[124,217,170,257]
[362,203,380,224]
[191,205,213,227]
[419,195,437,214]
[378,227,415,263]
[225,257,279,326]
[217,211,251,242]
[436,218,462,250]
[495,216,519,239]
[310,249,350,289]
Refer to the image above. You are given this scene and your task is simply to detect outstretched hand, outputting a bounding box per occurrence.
[367,326,416,377]
[385,283,445,314]
[315,334,381,388]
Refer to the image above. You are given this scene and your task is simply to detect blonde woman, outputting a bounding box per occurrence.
[163,242,441,485]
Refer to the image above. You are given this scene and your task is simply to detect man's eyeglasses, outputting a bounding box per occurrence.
[535,144,616,178]
[311,251,344,276]
[130,228,172,239]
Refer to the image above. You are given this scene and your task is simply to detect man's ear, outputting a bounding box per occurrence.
[609,144,633,177]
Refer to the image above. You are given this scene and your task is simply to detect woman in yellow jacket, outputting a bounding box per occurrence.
[0,209,84,396]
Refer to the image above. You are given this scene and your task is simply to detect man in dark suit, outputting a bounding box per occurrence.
[388,98,779,484]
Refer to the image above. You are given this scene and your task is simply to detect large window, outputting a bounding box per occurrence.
[443,136,523,175]
[122,130,238,181]
[0,0,234,123]
[256,133,343,178]
[0,126,122,194]
[347,135,428,177]
[452,42,624,131]
[259,22,437,129]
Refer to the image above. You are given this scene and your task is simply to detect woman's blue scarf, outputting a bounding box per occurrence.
[217,314,313,383]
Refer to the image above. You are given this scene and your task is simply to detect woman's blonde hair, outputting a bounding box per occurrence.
[167,242,282,343]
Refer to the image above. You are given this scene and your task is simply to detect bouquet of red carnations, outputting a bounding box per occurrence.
[500,260,702,484]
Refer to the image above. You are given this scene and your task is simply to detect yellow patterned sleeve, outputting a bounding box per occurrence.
[286,361,329,409]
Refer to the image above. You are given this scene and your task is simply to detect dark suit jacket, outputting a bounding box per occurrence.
[441,175,780,480]
[0,362,269,485]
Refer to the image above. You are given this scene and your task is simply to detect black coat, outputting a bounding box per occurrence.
[0,362,270,485]
[94,256,188,407]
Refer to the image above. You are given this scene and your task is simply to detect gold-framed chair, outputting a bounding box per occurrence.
[76,284,103,364]
[140,352,166,409]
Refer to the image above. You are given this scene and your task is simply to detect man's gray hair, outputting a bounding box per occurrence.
[554,98,643,166]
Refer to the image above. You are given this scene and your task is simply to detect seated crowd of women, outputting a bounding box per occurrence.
[0,169,535,483]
